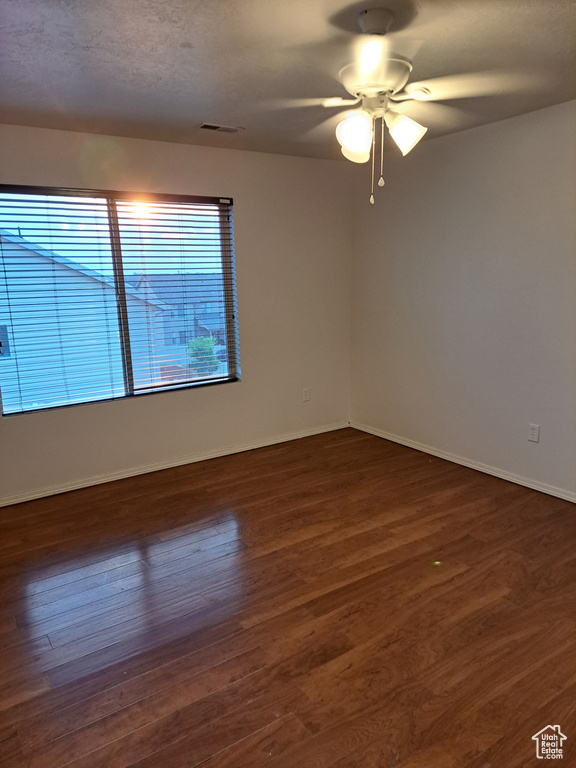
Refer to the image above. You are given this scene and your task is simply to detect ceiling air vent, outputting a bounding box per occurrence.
[199,123,244,133]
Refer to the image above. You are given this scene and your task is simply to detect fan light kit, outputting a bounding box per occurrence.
[334,7,428,204]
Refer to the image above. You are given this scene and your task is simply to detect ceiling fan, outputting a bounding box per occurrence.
[313,6,519,203]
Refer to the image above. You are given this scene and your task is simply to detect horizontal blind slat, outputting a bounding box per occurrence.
[0,187,239,414]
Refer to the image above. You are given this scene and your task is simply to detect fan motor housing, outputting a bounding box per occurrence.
[339,55,413,98]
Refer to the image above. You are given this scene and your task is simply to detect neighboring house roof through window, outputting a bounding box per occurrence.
[0,229,170,310]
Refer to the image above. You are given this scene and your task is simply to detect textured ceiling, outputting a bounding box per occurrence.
[1,0,575,159]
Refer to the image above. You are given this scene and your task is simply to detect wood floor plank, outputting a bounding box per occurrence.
[0,428,573,768]
[12,575,179,637]
[44,607,243,688]
[17,645,263,751]
[0,673,52,711]
[67,685,307,768]
[0,727,23,765]
[198,713,310,768]
[17,646,268,768]
[463,682,576,768]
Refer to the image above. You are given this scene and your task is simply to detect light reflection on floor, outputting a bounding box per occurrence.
[20,513,245,677]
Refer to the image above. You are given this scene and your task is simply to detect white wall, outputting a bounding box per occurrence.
[351,101,576,500]
[2,102,575,506]
[0,125,352,504]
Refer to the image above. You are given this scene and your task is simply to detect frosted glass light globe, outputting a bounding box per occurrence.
[336,110,373,154]
[384,110,427,156]
[341,147,371,164]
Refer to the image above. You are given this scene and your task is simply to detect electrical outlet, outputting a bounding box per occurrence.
[302,387,310,402]
[528,423,540,443]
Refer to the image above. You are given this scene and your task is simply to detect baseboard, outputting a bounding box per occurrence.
[351,421,576,504]
[0,421,349,507]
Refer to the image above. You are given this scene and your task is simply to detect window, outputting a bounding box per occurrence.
[0,185,240,415]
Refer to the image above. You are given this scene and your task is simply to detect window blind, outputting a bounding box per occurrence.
[0,185,239,415]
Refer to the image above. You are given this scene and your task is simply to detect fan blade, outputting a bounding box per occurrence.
[255,96,358,113]
[299,112,348,143]
[402,71,546,102]
[256,97,334,111]
[322,97,361,108]
[396,101,466,132]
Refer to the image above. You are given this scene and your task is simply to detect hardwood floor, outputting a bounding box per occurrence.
[0,428,574,767]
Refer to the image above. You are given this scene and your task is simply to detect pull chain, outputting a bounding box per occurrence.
[369,120,375,205]
[378,116,385,187]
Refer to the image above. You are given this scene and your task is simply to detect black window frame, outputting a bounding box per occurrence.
[0,184,240,415]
